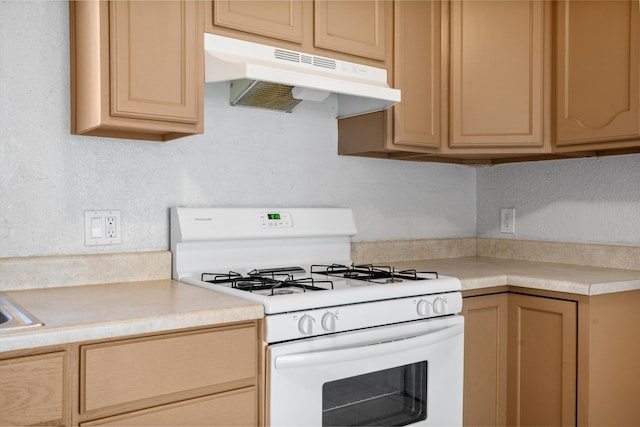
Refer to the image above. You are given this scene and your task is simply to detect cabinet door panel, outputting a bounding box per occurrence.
[212,0,303,43]
[393,0,443,150]
[111,1,200,124]
[0,352,65,426]
[461,294,508,427]
[555,0,640,146]
[507,294,577,426]
[451,0,545,148]
[314,0,386,61]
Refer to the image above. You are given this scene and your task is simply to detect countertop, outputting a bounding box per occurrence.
[3,256,640,353]
[0,279,263,353]
[390,256,640,296]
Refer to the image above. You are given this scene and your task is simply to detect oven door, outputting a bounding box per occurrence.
[267,315,463,426]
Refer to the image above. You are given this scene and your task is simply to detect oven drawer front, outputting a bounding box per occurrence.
[268,316,464,426]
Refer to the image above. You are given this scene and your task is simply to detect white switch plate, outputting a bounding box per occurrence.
[500,208,516,234]
[84,210,122,245]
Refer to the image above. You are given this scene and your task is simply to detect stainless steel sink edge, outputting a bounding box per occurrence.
[0,293,44,332]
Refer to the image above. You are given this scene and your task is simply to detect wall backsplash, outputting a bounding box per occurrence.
[0,1,475,258]
[1,2,638,260]
[476,154,640,246]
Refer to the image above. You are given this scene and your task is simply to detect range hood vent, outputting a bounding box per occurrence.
[204,34,401,118]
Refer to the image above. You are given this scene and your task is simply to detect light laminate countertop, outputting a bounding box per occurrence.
[390,256,640,296]
[3,256,640,353]
[0,279,263,353]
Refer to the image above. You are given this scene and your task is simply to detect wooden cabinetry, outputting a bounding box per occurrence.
[340,0,640,164]
[449,0,550,152]
[462,291,577,427]
[79,322,260,426]
[464,288,640,426]
[0,351,67,426]
[338,1,445,158]
[461,293,508,426]
[554,0,640,152]
[0,320,262,427]
[506,293,577,426]
[339,0,552,163]
[205,1,392,68]
[70,0,204,142]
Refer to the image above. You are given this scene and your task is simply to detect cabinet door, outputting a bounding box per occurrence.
[314,0,387,61]
[555,0,640,149]
[211,0,304,44]
[507,294,577,426]
[392,0,444,150]
[461,294,508,427]
[110,1,200,124]
[450,0,547,149]
[0,352,66,426]
[70,0,203,141]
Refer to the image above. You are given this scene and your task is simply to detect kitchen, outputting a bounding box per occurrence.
[1,0,640,426]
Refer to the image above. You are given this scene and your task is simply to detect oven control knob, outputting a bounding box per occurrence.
[321,312,338,332]
[417,299,432,317]
[298,315,315,335]
[433,297,447,314]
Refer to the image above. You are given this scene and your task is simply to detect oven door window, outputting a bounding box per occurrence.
[322,361,427,426]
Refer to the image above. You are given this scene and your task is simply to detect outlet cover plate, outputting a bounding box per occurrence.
[500,208,516,234]
[84,210,122,245]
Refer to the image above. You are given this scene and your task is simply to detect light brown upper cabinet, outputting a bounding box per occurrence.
[205,1,392,68]
[338,1,445,158]
[70,0,204,142]
[554,0,640,152]
[340,0,640,164]
[209,0,304,44]
[339,1,553,163]
[448,0,550,153]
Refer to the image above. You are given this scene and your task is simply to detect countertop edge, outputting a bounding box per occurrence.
[0,280,264,353]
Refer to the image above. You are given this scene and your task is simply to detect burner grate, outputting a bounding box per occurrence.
[311,264,439,282]
[201,270,333,295]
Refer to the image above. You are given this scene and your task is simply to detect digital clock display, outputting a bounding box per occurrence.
[267,213,281,220]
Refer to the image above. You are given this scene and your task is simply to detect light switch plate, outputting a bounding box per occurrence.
[84,210,122,245]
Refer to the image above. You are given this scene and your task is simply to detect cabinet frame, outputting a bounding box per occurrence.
[463,287,640,426]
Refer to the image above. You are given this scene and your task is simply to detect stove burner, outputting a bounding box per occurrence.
[201,270,334,295]
[311,264,439,282]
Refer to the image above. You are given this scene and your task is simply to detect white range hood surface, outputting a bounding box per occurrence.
[204,34,401,118]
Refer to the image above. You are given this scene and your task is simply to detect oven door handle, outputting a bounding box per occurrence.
[274,323,463,370]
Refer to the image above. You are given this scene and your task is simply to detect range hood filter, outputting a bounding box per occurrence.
[230,79,301,113]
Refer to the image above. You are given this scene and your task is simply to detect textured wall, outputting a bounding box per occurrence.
[476,155,640,245]
[0,1,476,257]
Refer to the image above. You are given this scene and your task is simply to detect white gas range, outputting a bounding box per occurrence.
[171,207,464,426]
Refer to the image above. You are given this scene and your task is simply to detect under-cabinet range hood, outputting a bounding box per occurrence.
[204,34,401,118]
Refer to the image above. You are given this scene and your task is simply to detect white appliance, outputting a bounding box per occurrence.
[204,34,401,118]
[171,207,463,426]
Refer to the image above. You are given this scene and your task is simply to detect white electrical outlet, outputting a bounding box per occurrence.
[84,210,122,245]
[500,208,516,234]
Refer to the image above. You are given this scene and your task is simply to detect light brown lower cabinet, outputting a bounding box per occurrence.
[462,289,640,427]
[0,320,262,427]
[0,351,67,426]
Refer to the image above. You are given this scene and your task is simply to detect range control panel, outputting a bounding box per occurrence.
[259,212,293,228]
